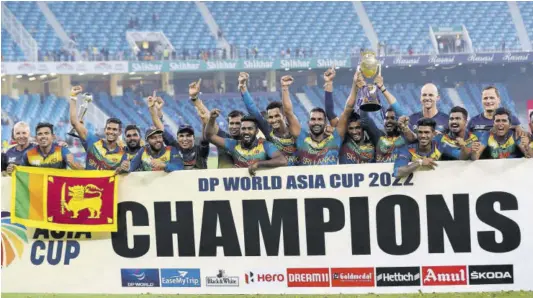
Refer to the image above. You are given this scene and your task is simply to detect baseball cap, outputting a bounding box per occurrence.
[145,127,163,140]
[177,124,194,135]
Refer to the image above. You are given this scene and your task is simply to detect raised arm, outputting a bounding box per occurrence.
[188,79,211,126]
[147,92,165,130]
[336,71,362,138]
[374,75,406,117]
[280,75,301,137]
[68,85,88,141]
[205,109,227,148]
[323,67,338,126]
[238,72,271,135]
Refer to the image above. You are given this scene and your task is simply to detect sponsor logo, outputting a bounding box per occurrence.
[376,267,420,287]
[1,211,28,267]
[287,268,330,287]
[130,62,164,72]
[317,58,349,68]
[243,59,275,69]
[169,61,202,71]
[16,62,36,72]
[428,55,456,64]
[469,265,514,285]
[160,268,201,287]
[331,267,374,287]
[121,268,160,287]
[245,271,285,284]
[467,54,495,63]
[502,53,530,62]
[206,60,238,70]
[56,63,75,71]
[422,265,467,286]
[94,62,113,71]
[280,59,312,69]
[393,56,421,65]
[205,269,239,287]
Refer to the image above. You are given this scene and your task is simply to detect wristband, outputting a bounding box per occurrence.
[190,96,198,102]
[70,96,78,101]
[380,88,387,93]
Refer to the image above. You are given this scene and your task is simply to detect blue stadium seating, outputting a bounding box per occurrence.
[4,2,63,60]
[364,1,521,54]
[518,2,533,48]
[1,29,26,62]
[2,2,532,61]
[206,1,368,58]
[46,1,217,56]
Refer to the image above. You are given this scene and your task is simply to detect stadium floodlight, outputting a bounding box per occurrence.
[78,73,84,76]
[102,72,109,75]
[27,73,34,76]
[16,75,22,79]
[40,75,47,79]
[50,73,57,76]
[154,72,160,74]
[129,72,136,75]
[435,64,440,67]
[29,77,36,81]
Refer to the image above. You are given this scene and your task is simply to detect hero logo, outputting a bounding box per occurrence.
[376,267,420,287]
[469,265,514,285]
[422,265,467,286]
[331,267,374,287]
[244,271,285,284]
[287,268,330,287]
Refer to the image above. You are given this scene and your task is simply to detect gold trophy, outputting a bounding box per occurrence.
[357,50,382,112]
[68,93,93,138]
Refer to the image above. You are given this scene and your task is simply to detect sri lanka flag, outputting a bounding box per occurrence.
[11,166,118,232]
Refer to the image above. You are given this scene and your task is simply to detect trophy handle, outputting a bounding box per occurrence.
[356,65,361,73]
[377,63,382,77]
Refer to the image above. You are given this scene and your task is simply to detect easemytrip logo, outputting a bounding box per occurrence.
[121,268,160,287]
[160,268,201,287]
[469,264,514,285]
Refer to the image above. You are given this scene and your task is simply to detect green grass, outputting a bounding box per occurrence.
[2,293,533,298]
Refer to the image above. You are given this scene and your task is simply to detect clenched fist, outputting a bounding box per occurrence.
[355,71,365,89]
[210,109,221,120]
[70,86,83,99]
[238,72,249,91]
[323,67,336,82]
[374,76,384,89]
[280,75,294,87]
[398,116,409,130]
[471,141,482,153]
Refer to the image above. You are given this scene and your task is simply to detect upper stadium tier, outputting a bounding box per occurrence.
[2,1,532,61]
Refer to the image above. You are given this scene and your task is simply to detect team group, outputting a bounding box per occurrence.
[2,68,532,177]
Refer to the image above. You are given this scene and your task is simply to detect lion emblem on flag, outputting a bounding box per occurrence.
[60,183,103,219]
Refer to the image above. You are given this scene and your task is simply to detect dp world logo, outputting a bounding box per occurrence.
[1,211,28,268]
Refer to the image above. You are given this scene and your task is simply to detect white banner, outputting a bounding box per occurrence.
[1,61,128,75]
[1,159,532,294]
